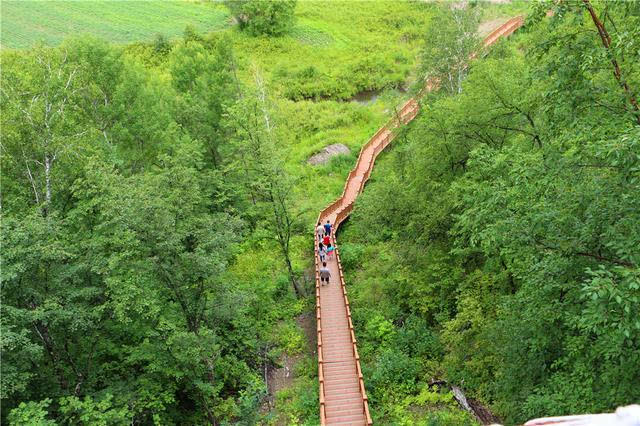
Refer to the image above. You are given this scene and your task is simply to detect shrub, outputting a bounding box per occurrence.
[224,0,297,37]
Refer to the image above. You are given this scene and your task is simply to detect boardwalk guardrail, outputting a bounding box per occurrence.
[314,16,525,425]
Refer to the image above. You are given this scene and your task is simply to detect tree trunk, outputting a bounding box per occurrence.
[45,154,52,205]
[429,379,500,424]
[283,246,303,297]
[23,151,40,205]
[582,0,640,125]
[42,153,54,216]
[451,385,474,414]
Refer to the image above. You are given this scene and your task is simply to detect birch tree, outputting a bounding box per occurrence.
[419,4,481,95]
[1,46,88,215]
[225,69,305,297]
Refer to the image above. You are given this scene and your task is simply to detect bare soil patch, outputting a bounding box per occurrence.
[261,311,317,420]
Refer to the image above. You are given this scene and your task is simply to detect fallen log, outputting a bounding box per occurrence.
[429,379,500,425]
[451,385,474,414]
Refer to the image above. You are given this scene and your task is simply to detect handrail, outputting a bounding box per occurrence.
[314,16,525,425]
[314,232,327,425]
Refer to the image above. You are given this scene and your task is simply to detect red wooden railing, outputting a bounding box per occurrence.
[314,16,525,425]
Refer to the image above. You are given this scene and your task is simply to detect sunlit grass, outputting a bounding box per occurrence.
[1,0,230,48]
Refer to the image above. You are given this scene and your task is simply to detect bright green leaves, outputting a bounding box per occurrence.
[168,38,235,167]
[80,140,242,329]
[528,0,640,126]
[58,394,131,425]
[1,33,263,423]
[1,44,93,213]
[579,266,640,348]
[7,399,56,426]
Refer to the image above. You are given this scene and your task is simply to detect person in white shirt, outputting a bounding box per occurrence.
[316,222,324,241]
[319,246,326,262]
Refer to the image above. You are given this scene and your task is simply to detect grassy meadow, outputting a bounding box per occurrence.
[0,0,230,48]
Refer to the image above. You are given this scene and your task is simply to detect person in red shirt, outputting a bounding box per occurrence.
[322,235,330,247]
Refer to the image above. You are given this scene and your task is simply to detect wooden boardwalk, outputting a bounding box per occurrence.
[313,16,525,425]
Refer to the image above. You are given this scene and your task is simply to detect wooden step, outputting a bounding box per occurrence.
[323,368,357,376]
[323,361,355,367]
[323,364,356,373]
[325,397,364,410]
[326,420,366,426]
[325,413,367,423]
[324,378,359,388]
[321,335,352,341]
[326,406,365,418]
[324,388,362,398]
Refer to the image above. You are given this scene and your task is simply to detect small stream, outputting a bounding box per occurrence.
[349,85,409,105]
[350,89,381,105]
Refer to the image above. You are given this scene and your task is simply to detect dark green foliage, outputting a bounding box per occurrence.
[153,33,171,55]
[224,0,296,37]
[0,33,298,424]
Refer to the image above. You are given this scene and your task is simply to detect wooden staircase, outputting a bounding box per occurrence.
[313,16,525,425]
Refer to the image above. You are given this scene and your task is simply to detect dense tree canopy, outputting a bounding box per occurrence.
[0,33,303,424]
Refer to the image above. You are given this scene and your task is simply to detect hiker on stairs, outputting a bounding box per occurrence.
[324,220,332,237]
[326,243,335,260]
[319,245,327,262]
[316,221,324,241]
[319,262,331,286]
[322,234,330,248]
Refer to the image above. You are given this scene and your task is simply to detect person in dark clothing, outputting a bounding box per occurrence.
[319,262,331,285]
[324,220,332,236]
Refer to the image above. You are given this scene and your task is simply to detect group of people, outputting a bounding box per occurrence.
[316,220,334,286]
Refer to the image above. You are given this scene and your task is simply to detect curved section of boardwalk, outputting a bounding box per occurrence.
[314,16,525,425]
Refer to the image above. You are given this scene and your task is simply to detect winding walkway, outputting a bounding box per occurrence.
[313,16,525,425]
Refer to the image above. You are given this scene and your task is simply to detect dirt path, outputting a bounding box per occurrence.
[262,313,317,421]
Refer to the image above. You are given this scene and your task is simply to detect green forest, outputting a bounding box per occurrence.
[1,0,639,425]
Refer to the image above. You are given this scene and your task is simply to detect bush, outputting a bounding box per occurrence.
[224,0,296,37]
[337,242,365,271]
[368,349,421,401]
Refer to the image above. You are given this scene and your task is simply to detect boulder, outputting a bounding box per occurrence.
[307,143,351,166]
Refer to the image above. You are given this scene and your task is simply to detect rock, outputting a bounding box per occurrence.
[307,143,351,166]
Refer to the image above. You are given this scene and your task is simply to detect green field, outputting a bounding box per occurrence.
[0,0,230,49]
